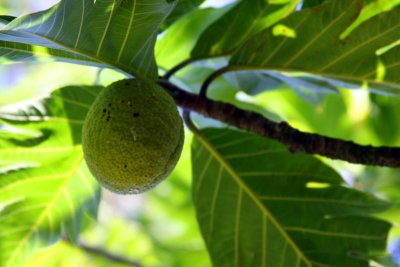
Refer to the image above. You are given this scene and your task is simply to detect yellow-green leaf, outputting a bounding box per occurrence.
[0,85,102,267]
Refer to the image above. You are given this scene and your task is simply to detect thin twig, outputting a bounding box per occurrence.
[161,58,196,80]
[63,237,144,267]
[158,79,400,168]
[199,65,233,98]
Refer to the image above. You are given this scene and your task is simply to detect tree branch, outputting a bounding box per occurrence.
[161,58,196,80]
[158,79,400,168]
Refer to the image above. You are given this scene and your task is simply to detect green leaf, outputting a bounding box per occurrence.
[192,128,391,267]
[0,0,176,79]
[224,70,349,97]
[0,85,102,267]
[230,0,400,94]
[224,70,284,95]
[0,16,16,26]
[301,0,326,8]
[162,0,205,28]
[156,7,226,69]
[191,0,301,58]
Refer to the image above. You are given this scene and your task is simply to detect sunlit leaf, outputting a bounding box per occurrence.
[230,0,400,95]
[0,0,176,79]
[156,7,226,70]
[162,0,205,28]
[0,85,102,267]
[192,128,391,267]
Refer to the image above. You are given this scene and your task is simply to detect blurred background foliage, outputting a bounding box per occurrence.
[1,0,400,266]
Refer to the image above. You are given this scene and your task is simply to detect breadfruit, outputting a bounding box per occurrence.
[82,78,184,194]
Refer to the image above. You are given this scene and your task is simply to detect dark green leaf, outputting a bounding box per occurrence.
[0,16,16,26]
[0,85,102,267]
[191,0,300,58]
[192,128,391,267]
[301,0,326,8]
[343,0,400,37]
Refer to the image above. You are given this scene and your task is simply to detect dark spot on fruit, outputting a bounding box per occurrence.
[133,112,139,117]
[121,100,125,103]
[124,164,127,168]
[106,115,111,122]
[108,103,112,107]
[125,82,129,86]
[103,109,106,113]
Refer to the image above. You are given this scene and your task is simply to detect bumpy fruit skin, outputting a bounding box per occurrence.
[82,78,184,194]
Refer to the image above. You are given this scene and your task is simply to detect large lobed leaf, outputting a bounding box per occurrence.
[192,128,391,267]
[0,0,176,79]
[0,85,102,267]
[230,0,400,95]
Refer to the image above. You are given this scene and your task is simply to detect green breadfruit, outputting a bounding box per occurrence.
[82,78,184,194]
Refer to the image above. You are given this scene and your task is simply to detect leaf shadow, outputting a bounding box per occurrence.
[7,128,53,147]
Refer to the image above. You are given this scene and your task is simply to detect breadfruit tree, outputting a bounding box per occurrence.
[1,0,400,266]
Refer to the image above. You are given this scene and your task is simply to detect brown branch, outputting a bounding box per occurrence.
[158,79,400,168]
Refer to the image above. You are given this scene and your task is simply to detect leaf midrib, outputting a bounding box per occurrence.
[282,0,355,67]
[0,27,132,75]
[194,130,313,267]
[260,195,388,208]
